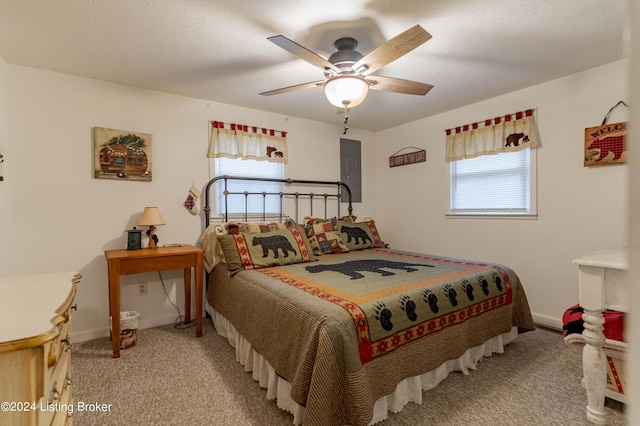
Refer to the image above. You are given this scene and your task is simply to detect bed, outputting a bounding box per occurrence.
[199,175,535,426]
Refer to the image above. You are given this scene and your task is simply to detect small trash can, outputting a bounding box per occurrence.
[109,311,140,349]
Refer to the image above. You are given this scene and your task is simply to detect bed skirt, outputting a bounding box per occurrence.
[206,302,519,425]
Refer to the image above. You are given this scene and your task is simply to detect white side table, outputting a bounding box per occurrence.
[573,246,628,424]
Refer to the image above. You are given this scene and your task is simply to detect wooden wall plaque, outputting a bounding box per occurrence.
[584,122,627,167]
[389,148,426,167]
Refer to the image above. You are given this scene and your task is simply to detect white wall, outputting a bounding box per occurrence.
[0,65,376,341]
[375,60,629,329]
[627,1,639,422]
[0,58,631,340]
[0,56,10,265]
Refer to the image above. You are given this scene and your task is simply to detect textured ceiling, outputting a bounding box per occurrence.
[0,0,626,131]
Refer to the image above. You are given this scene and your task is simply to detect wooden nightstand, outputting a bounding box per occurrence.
[104,244,204,358]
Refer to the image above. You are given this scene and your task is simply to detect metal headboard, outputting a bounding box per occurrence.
[203,175,353,227]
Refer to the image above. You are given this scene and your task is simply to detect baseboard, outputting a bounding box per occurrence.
[72,328,109,343]
[74,311,562,342]
[532,312,562,331]
[71,312,196,343]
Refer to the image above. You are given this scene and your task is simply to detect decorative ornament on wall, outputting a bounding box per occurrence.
[93,127,152,181]
[584,101,629,167]
[389,147,426,168]
[184,180,201,216]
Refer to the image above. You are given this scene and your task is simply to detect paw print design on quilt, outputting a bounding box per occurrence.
[399,294,417,321]
[492,272,503,291]
[478,276,490,296]
[373,302,393,331]
[422,288,439,314]
[442,283,458,307]
[461,279,475,301]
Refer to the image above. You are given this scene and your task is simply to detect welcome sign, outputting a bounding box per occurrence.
[584,122,627,167]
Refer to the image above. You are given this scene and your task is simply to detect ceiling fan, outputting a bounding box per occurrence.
[260,24,434,109]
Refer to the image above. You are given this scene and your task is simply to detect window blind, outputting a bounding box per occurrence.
[450,149,529,213]
[214,157,285,216]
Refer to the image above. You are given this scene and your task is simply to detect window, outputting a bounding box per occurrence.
[214,157,285,217]
[449,148,536,217]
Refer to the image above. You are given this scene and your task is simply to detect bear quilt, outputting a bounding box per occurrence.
[257,248,524,364]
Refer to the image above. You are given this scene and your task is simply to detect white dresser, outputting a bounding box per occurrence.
[573,247,628,425]
[0,272,81,426]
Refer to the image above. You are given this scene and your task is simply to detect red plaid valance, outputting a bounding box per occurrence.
[211,121,286,137]
[445,109,534,136]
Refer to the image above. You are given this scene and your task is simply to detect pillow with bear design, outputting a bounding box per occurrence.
[335,219,386,251]
[218,225,316,274]
[197,220,295,273]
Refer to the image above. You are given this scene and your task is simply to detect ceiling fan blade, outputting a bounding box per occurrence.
[260,80,325,96]
[268,35,340,73]
[366,75,433,96]
[353,25,432,75]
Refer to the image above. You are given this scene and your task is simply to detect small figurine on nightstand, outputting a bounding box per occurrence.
[137,207,165,249]
[146,229,159,247]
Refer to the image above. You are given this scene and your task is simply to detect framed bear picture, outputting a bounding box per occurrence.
[584,122,627,167]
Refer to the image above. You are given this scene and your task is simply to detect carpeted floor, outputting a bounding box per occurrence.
[71,321,626,425]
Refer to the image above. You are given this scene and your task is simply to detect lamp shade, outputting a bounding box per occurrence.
[324,75,369,108]
[138,207,165,226]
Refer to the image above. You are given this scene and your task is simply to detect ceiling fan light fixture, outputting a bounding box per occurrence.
[324,75,369,108]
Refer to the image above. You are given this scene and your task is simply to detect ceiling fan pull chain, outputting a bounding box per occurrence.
[343,108,350,134]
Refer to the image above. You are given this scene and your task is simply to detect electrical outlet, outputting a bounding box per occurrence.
[138,282,147,296]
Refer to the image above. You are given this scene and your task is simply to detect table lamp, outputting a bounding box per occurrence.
[137,207,165,248]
